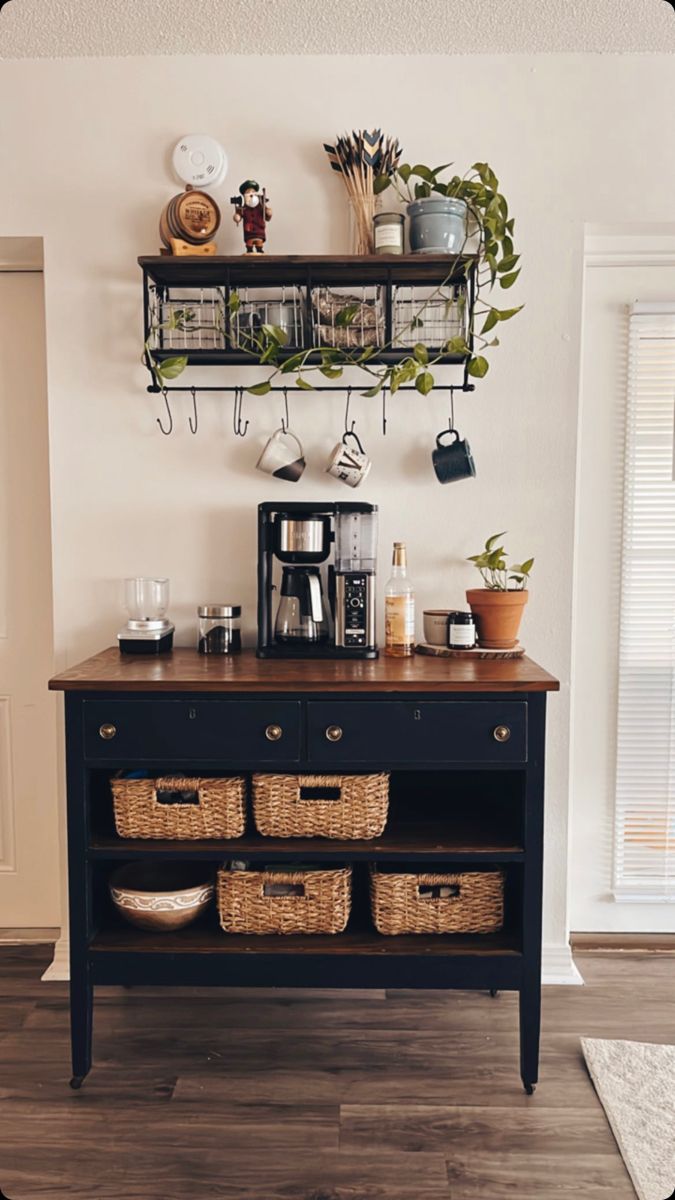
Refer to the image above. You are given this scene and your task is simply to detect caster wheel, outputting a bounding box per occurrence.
[524,1082,536,1096]
[489,988,498,998]
[69,1076,84,1090]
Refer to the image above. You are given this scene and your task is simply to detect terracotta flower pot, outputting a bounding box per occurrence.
[466,589,528,649]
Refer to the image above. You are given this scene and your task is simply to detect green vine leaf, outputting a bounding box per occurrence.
[320,365,343,379]
[156,356,188,380]
[413,343,428,365]
[295,376,315,390]
[500,270,520,289]
[373,174,391,194]
[247,380,272,396]
[445,335,470,355]
[336,304,360,327]
[262,324,288,346]
[416,371,434,395]
[467,355,489,378]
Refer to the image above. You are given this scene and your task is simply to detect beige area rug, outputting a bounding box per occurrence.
[582,1038,675,1200]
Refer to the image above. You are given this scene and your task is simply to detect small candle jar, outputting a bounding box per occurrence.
[198,605,242,655]
[373,211,405,255]
[448,611,476,649]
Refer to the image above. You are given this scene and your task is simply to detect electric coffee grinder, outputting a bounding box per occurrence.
[117,577,175,655]
[257,502,378,659]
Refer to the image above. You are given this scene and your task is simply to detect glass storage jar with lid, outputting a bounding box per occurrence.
[198,605,242,655]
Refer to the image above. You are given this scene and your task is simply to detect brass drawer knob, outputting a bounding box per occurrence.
[493,725,511,743]
[325,725,343,743]
[265,724,283,742]
[99,723,117,740]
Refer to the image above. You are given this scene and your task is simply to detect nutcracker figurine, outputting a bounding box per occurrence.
[231,179,272,253]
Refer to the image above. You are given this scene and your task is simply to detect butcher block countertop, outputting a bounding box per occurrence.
[49,647,559,694]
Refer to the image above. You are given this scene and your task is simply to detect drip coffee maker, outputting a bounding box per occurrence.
[257,502,378,659]
[118,577,174,655]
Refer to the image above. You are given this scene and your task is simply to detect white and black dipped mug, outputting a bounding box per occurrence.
[256,427,306,483]
[326,430,372,488]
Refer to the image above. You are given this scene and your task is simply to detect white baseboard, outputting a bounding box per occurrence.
[41,936,583,986]
[542,942,584,985]
[0,926,59,944]
[41,932,69,981]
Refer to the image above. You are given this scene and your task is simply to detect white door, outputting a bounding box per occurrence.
[570,241,675,932]
[0,264,60,928]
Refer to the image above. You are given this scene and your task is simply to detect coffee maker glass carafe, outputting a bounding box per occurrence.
[275,566,327,644]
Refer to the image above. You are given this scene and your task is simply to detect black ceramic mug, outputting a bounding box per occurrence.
[432,428,476,484]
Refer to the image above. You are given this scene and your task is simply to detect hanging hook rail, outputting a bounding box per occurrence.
[233,386,249,438]
[147,383,475,396]
[189,387,199,435]
[157,388,173,436]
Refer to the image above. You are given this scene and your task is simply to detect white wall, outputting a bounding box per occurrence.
[2,53,675,955]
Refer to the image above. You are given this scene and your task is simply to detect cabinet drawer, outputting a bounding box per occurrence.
[82,700,301,763]
[307,700,527,765]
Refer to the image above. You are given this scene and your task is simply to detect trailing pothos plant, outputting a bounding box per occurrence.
[468,532,534,592]
[144,160,522,398]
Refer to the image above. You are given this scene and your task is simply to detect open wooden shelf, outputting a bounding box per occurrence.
[139,253,475,289]
[89,818,524,864]
[89,920,521,959]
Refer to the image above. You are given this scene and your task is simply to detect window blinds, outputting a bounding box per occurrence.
[614,304,675,902]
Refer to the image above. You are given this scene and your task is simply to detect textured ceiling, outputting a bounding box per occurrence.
[2,0,675,57]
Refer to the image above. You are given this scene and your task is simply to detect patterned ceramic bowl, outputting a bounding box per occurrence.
[109,862,214,932]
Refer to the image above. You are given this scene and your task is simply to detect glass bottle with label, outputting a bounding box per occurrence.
[384,542,415,657]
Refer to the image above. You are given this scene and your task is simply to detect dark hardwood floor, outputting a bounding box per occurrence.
[0,945,670,1198]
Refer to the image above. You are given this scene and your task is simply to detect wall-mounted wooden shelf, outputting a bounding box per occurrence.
[139,253,477,384]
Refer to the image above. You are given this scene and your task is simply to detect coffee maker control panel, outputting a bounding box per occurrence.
[335,572,375,649]
[344,575,367,646]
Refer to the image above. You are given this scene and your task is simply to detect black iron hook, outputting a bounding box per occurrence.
[233,387,249,438]
[157,388,173,436]
[189,387,199,435]
[449,386,456,432]
[281,387,290,434]
[382,386,388,437]
[344,386,355,436]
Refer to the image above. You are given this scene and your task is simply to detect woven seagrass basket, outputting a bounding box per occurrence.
[370,868,504,936]
[252,773,389,840]
[111,775,246,840]
[217,865,352,935]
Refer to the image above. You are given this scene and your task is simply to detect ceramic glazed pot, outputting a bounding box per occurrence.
[109,862,214,932]
[466,589,528,650]
[407,196,467,254]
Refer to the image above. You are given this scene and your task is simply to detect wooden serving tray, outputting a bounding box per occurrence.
[415,643,525,660]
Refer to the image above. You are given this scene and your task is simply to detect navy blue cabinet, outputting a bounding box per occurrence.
[50,648,558,1096]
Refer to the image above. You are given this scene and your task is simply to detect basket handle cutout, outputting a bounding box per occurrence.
[263,882,305,898]
[418,883,460,900]
[155,786,200,807]
[299,786,342,802]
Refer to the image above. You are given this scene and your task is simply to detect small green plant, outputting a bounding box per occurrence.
[468,532,534,591]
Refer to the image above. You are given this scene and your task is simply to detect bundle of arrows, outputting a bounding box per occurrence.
[324,129,402,255]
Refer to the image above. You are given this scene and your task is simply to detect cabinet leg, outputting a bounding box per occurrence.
[489,988,498,998]
[519,980,540,1095]
[69,967,92,1088]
